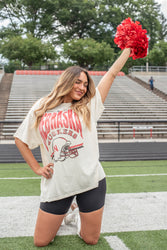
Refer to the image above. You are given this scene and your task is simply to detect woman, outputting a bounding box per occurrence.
[14,48,131,247]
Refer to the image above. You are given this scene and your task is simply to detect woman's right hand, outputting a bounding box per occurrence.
[36,163,54,179]
[15,138,54,179]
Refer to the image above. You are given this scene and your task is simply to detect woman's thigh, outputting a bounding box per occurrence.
[76,178,106,245]
[79,206,104,245]
[34,209,65,247]
[34,195,74,247]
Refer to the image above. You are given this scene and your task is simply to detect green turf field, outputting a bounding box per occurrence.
[0,161,167,196]
[0,160,167,249]
[0,230,167,250]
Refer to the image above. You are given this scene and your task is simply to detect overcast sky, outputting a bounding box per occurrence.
[156,0,167,18]
[1,1,167,26]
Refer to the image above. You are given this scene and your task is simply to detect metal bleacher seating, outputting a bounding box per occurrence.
[95,76,167,139]
[132,74,167,95]
[2,73,167,140]
[1,71,167,162]
[2,74,58,137]
[101,76,167,119]
[5,74,58,120]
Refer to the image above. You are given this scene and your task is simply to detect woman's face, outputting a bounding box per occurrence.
[64,71,88,103]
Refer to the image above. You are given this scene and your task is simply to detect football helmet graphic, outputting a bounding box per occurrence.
[51,137,83,162]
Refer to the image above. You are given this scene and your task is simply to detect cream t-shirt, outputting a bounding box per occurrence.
[14,88,105,202]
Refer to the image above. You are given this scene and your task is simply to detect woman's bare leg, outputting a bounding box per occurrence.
[34,208,65,247]
[79,206,104,245]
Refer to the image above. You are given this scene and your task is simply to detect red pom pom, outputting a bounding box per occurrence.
[114,17,149,60]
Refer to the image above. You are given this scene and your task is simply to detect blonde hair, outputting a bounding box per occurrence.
[34,66,96,129]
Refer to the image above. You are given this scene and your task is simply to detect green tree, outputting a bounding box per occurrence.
[158,14,167,41]
[96,0,164,50]
[149,48,165,66]
[0,0,166,70]
[63,38,114,68]
[148,41,167,66]
[0,0,165,47]
[136,0,162,49]
[52,0,98,43]
[0,35,57,66]
[0,0,56,38]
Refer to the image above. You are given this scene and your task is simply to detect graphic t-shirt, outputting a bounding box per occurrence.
[14,88,105,202]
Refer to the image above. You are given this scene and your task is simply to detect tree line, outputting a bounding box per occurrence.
[0,0,167,72]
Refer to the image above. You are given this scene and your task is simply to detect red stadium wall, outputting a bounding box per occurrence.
[15,70,125,76]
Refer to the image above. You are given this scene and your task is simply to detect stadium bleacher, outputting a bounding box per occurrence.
[132,74,167,95]
[4,73,167,120]
[0,70,167,162]
[1,72,167,140]
[102,76,167,119]
[6,74,58,119]
[98,76,167,139]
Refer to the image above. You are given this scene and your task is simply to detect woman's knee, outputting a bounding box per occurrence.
[34,236,53,247]
[81,233,100,245]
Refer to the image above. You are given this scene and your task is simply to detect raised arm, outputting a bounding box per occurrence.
[98,48,130,103]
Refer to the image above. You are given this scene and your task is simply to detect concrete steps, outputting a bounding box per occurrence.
[128,75,167,102]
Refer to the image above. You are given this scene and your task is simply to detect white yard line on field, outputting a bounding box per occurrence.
[106,173,167,177]
[0,192,167,238]
[0,177,41,180]
[105,236,130,250]
[0,173,167,179]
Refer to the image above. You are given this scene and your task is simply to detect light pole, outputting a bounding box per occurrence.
[146,35,150,72]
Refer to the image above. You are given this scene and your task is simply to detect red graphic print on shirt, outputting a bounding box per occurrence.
[39,109,84,162]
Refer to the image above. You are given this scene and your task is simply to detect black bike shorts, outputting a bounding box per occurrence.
[40,178,106,215]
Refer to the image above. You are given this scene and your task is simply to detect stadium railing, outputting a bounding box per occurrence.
[129,66,167,73]
[1,119,167,142]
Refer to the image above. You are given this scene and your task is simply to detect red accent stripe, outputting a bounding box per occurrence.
[70,143,84,149]
[15,70,125,76]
